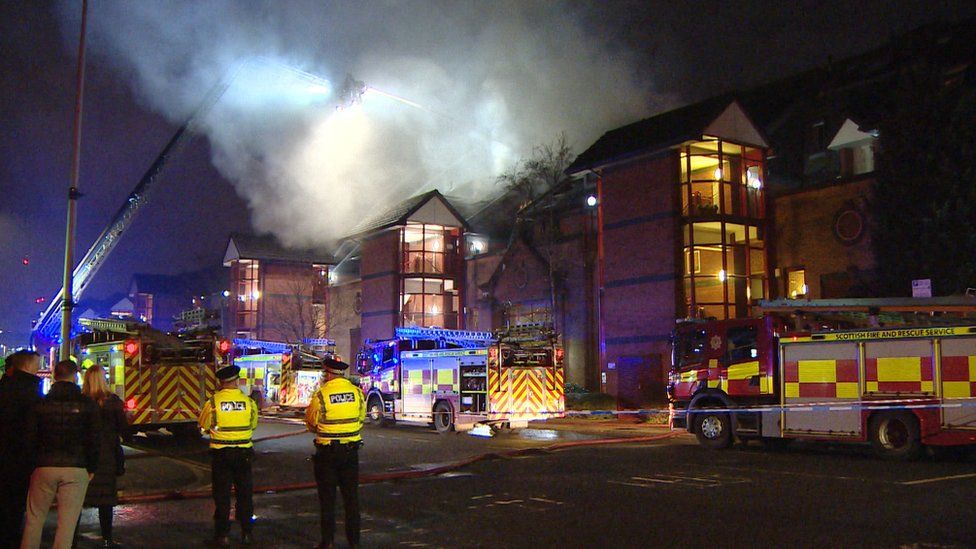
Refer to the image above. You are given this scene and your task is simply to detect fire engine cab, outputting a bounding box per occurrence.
[357,324,566,433]
[669,297,976,459]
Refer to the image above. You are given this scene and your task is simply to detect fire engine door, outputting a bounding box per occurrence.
[401,355,431,416]
[781,341,861,436]
[941,336,976,428]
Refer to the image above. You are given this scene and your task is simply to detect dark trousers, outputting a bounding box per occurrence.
[210,447,254,537]
[314,443,360,547]
[0,470,30,549]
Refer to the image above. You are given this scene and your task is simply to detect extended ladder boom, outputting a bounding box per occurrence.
[33,75,235,344]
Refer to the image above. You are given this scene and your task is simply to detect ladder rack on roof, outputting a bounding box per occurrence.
[79,318,145,335]
[233,339,294,353]
[302,338,337,346]
[759,297,976,314]
[496,322,556,344]
[394,327,496,349]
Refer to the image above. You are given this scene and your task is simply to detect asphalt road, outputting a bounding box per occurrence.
[50,419,976,548]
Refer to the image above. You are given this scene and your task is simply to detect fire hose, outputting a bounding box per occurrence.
[117,430,678,505]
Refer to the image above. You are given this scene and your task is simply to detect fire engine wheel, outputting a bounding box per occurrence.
[869,411,922,461]
[366,396,387,426]
[693,408,733,449]
[433,401,455,434]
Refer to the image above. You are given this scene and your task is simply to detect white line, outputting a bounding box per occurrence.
[630,477,677,484]
[608,481,657,488]
[901,473,976,485]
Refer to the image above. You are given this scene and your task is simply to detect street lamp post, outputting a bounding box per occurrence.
[59,0,89,360]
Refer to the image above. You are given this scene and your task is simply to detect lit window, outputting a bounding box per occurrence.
[788,269,807,298]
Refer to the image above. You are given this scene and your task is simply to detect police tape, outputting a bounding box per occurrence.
[475,396,976,419]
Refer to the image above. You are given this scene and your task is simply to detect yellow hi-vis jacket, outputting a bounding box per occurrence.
[198,387,258,449]
[304,377,366,445]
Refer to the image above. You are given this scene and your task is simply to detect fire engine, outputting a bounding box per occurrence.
[357,324,566,433]
[669,297,976,460]
[78,318,229,437]
[232,338,339,409]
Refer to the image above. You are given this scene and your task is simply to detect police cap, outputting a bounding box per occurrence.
[323,358,350,375]
[216,364,241,381]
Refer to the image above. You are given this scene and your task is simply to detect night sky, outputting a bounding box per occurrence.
[2,0,975,348]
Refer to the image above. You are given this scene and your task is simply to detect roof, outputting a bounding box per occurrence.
[567,94,739,174]
[344,190,470,239]
[129,266,227,296]
[224,233,334,266]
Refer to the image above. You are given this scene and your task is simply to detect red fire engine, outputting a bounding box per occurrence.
[669,297,976,460]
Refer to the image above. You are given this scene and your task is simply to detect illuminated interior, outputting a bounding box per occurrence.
[680,137,767,319]
[400,223,461,329]
[235,260,260,337]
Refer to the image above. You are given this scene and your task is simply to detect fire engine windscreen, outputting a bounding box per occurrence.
[68,1,657,247]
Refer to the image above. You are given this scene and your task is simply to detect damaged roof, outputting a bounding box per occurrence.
[224,233,334,265]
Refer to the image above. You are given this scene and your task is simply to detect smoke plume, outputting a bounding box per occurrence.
[66,1,656,247]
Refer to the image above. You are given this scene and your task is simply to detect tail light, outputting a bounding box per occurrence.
[555,347,565,364]
[218,340,231,354]
[125,398,137,410]
[124,340,139,358]
[488,347,498,365]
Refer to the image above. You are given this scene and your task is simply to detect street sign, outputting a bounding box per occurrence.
[912,279,932,298]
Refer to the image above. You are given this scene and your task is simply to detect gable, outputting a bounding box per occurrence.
[828,118,876,150]
[407,196,465,228]
[223,238,241,266]
[703,101,768,149]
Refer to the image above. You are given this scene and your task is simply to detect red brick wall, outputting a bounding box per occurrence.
[772,177,875,298]
[599,152,680,404]
[360,230,400,341]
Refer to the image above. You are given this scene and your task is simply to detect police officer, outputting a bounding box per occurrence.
[305,358,366,549]
[198,365,258,546]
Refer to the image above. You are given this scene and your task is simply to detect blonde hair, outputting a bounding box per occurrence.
[82,365,113,405]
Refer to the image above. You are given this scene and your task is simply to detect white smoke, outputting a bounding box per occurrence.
[67,0,656,247]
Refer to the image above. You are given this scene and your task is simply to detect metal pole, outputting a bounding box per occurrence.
[59,0,89,361]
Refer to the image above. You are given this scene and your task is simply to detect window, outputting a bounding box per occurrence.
[726,325,758,363]
[403,224,448,275]
[401,278,459,329]
[673,327,708,368]
[679,138,767,320]
[235,260,260,333]
[787,269,807,298]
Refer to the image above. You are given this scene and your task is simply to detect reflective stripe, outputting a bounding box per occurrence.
[318,417,360,425]
[211,438,252,446]
[215,425,252,432]
[316,429,361,438]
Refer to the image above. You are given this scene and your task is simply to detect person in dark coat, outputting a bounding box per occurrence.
[21,359,100,549]
[0,350,42,549]
[81,365,128,548]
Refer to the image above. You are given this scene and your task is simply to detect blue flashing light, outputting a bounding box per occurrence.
[392,357,398,364]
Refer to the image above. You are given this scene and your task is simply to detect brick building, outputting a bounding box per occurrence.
[223,234,334,342]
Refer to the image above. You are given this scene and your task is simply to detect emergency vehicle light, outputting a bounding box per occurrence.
[125,398,137,410]
[218,340,231,354]
[124,341,139,356]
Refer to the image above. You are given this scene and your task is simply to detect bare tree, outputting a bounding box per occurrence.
[264,277,352,344]
[495,135,577,331]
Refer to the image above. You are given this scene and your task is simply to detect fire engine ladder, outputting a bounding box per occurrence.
[32,73,238,345]
[394,326,496,349]
[496,322,556,344]
[233,339,296,353]
[759,297,976,329]
[78,318,143,335]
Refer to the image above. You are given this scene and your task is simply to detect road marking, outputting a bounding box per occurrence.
[470,494,494,500]
[900,473,976,486]
[713,465,876,483]
[494,499,524,505]
[610,473,750,489]
[529,497,563,504]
